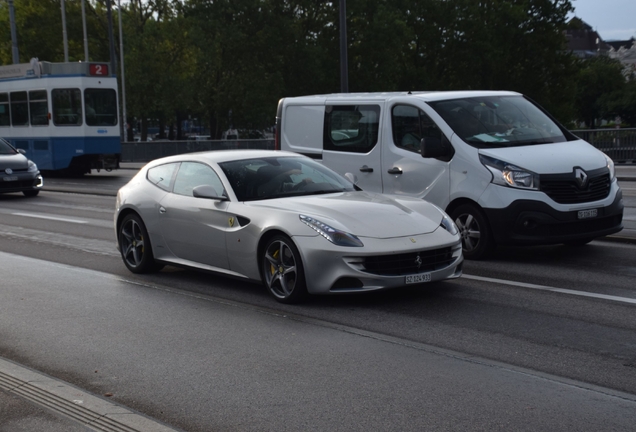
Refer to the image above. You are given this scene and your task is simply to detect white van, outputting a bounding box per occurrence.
[276,91,624,259]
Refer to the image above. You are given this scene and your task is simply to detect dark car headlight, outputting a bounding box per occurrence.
[440,213,458,235]
[27,160,39,173]
[480,154,539,190]
[300,214,364,247]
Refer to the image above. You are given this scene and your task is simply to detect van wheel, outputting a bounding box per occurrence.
[451,204,495,260]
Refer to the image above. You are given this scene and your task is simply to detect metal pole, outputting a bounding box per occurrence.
[118,0,127,140]
[81,0,89,61]
[106,0,117,73]
[339,0,349,93]
[61,0,69,62]
[8,0,19,64]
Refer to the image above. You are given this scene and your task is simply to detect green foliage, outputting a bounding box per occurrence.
[599,78,636,127]
[574,56,626,128]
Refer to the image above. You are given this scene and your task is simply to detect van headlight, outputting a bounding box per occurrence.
[300,214,364,247]
[27,160,39,173]
[604,154,615,181]
[480,154,539,190]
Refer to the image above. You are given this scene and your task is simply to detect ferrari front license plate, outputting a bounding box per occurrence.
[577,209,598,219]
[406,273,431,284]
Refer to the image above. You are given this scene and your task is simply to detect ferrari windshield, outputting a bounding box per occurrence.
[219,156,356,201]
[429,96,568,148]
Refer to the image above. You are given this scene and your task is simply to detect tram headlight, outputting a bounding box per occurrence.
[27,160,38,173]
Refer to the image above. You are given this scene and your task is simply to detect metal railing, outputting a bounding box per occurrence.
[571,128,636,163]
[120,139,275,162]
[120,129,636,164]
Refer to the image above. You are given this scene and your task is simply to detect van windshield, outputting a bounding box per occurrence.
[428,96,568,148]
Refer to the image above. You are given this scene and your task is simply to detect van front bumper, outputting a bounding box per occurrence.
[483,189,624,245]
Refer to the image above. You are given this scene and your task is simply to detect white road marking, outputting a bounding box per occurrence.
[12,212,88,224]
[463,274,636,305]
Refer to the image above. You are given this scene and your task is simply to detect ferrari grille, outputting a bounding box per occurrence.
[356,247,454,276]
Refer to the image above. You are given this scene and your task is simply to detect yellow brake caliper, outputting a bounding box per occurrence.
[270,250,279,275]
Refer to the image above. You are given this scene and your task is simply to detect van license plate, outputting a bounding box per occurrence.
[3,176,18,181]
[578,209,598,219]
[406,273,431,284]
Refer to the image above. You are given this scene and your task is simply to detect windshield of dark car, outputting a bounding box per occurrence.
[219,156,355,201]
[0,138,18,155]
[428,96,568,148]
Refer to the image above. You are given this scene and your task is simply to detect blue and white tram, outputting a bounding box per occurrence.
[0,60,121,174]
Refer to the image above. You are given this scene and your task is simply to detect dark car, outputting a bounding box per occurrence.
[0,137,43,197]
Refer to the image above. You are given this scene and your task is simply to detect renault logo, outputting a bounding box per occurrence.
[4,168,12,175]
[574,168,588,189]
[414,254,422,270]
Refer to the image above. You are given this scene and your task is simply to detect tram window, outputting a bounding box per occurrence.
[52,89,82,126]
[29,90,48,126]
[10,91,28,126]
[84,89,117,126]
[0,93,9,127]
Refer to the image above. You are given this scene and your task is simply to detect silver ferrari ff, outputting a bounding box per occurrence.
[114,150,463,303]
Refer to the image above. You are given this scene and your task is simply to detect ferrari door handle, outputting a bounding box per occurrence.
[359,165,374,173]
[387,167,403,175]
[159,206,166,214]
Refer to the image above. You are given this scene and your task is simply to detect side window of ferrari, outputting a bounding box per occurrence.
[147,163,178,191]
[173,162,226,197]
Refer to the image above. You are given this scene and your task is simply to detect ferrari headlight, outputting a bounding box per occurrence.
[440,213,458,235]
[27,160,38,172]
[480,154,539,190]
[604,153,615,181]
[299,214,364,247]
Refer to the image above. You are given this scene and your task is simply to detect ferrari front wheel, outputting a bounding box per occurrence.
[261,235,307,304]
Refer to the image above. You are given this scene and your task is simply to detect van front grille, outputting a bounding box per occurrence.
[540,167,610,204]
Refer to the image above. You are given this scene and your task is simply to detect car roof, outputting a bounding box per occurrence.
[144,150,301,168]
[283,90,521,104]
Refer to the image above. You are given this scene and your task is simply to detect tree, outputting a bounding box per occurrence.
[574,56,626,128]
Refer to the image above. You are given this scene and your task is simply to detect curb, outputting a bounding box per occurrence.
[0,357,180,432]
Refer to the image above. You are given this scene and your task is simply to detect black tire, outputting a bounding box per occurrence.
[118,213,163,273]
[23,190,39,197]
[261,235,308,304]
[451,203,495,260]
[563,238,594,247]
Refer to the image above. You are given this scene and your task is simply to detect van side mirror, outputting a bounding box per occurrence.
[421,136,454,162]
[192,184,228,201]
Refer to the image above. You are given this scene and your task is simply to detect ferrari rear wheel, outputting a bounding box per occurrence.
[261,235,307,304]
[119,213,163,273]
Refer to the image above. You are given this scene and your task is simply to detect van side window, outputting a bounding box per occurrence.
[324,105,380,153]
[391,105,443,152]
[392,104,452,160]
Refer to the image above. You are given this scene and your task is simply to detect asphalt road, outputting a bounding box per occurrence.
[1,167,636,431]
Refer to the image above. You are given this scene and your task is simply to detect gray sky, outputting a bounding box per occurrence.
[570,0,636,41]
